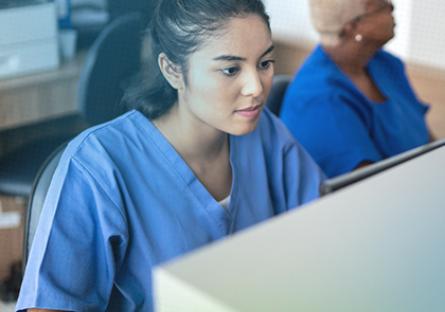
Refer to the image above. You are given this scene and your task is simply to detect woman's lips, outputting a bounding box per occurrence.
[234,105,262,119]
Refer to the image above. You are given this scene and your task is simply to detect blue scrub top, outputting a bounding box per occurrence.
[280,45,430,178]
[17,109,324,311]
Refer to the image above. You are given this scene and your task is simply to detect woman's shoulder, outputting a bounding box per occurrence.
[252,108,299,149]
[302,45,331,66]
[373,49,405,70]
[254,109,325,190]
[294,46,335,79]
[65,110,144,158]
[57,110,150,184]
[280,85,352,124]
[233,108,322,180]
[258,108,288,132]
[288,46,347,98]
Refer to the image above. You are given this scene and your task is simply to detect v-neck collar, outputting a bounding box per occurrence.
[132,110,239,235]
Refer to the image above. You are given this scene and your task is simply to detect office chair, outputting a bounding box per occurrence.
[0,117,81,198]
[21,12,144,265]
[78,12,143,125]
[265,74,293,116]
[107,0,155,22]
[23,143,66,265]
[0,12,143,200]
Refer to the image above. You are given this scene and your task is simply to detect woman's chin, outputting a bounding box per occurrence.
[226,121,260,136]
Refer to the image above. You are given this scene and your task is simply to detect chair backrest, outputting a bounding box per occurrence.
[23,143,66,266]
[78,12,143,125]
[108,0,155,22]
[265,74,293,116]
[22,14,145,267]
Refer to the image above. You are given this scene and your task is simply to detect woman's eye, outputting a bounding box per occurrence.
[259,60,275,70]
[221,66,240,76]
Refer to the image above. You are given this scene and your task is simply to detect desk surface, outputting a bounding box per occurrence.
[154,145,445,312]
[0,53,84,131]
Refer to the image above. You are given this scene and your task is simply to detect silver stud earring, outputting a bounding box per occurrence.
[354,34,363,42]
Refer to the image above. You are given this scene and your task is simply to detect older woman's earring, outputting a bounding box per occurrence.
[354,34,363,42]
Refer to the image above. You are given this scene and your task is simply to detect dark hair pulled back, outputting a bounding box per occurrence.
[122,0,270,119]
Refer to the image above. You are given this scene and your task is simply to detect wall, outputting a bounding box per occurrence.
[408,0,445,69]
[265,0,445,69]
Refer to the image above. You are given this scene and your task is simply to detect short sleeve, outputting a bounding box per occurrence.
[16,157,128,311]
[280,93,383,177]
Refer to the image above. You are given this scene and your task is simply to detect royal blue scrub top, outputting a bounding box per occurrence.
[280,45,430,178]
[17,109,324,311]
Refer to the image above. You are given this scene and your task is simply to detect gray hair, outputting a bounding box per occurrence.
[308,0,367,46]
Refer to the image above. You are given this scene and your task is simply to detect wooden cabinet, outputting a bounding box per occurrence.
[0,54,83,131]
[0,196,25,281]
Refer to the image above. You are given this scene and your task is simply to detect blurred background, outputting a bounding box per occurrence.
[0,0,444,308]
[266,0,445,138]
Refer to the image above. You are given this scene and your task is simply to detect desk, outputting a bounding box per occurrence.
[154,145,445,312]
[0,53,83,131]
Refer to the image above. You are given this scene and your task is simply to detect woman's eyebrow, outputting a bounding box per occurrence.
[261,45,275,57]
[213,55,246,62]
[213,45,275,62]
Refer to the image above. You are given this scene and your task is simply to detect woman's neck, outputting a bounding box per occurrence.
[322,41,387,103]
[153,103,228,164]
[153,103,232,201]
[323,41,378,77]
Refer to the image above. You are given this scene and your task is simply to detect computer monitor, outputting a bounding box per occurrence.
[0,0,48,9]
[155,142,445,311]
[320,138,445,195]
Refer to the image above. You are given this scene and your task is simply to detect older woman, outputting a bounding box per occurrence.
[280,0,433,178]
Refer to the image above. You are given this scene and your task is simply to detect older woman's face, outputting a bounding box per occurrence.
[363,0,394,18]
[355,0,395,45]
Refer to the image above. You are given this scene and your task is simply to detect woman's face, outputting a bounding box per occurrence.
[356,0,395,44]
[177,14,274,136]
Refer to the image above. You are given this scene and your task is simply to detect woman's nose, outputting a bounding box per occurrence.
[241,70,264,97]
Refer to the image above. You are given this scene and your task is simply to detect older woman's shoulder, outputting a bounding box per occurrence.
[375,49,405,69]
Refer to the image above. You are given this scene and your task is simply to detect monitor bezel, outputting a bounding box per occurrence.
[320,139,445,196]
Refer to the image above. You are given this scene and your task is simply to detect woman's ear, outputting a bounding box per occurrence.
[340,19,358,40]
[158,53,185,91]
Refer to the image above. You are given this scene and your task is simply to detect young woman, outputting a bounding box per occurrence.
[280,0,434,178]
[17,0,323,310]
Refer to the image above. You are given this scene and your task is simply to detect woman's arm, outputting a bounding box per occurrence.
[17,158,126,311]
